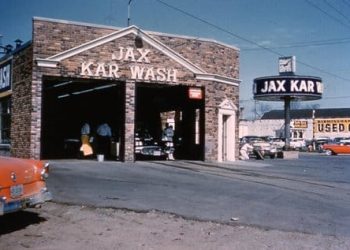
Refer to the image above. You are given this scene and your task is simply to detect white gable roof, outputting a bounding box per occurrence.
[36,24,240,86]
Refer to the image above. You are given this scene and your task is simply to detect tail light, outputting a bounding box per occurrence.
[41,162,50,180]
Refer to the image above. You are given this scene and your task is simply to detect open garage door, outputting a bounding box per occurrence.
[41,77,124,160]
[135,83,205,160]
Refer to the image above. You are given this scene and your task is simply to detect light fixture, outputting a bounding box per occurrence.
[135,30,143,48]
[53,81,72,88]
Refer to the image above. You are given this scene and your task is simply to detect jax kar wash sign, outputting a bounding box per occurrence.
[80,47,178,83]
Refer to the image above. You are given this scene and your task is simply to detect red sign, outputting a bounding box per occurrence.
[188,88,202,100]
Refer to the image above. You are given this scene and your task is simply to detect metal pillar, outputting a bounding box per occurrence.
[284,96,291,150]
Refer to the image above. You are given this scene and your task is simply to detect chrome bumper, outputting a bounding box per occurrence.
[0,188,52,215]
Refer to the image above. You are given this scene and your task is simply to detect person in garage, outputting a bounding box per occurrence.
[96,122,112,159]
[80,122,93,157]
[162,123,175,160]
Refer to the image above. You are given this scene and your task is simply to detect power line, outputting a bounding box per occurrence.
[324,0,350,24]
[154,0,284,57]
[305,0,350,30]
[155,0,350,82]
[342,0,350,9]
[242,37,350,51]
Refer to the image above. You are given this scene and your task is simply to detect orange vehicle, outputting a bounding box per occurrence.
[0,156,52,215]
[322,144,350,156]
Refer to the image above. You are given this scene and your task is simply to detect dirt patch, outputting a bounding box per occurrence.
[1,202,349,250]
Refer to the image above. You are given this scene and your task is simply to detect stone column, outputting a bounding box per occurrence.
[123,80,136,162]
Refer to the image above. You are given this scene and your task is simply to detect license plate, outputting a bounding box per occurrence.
[153,150,161,156]
[10,184,24,198]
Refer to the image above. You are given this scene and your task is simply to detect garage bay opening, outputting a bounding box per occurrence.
[135,84,204,161]
[41,77,124,160]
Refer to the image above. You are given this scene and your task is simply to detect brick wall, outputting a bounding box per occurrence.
[10,45,33,158]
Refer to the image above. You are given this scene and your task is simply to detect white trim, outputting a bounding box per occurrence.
[217,99,238,162]
[219,99,239,111]
[137,29,205,74]
[196,73,241,86]
[36,59,59,68]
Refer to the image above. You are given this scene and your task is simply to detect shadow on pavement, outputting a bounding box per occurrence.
[0,211,46,235]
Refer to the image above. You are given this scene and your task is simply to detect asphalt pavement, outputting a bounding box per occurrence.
[47,153,350,237]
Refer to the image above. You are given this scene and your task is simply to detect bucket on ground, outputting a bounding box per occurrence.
[97,154,104,162]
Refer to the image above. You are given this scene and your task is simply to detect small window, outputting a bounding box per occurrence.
[0,97,11,144]
[298,131,303,138]
[293,131,298,139]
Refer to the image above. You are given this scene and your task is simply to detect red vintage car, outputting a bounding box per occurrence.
[322,143,350,155]
[0,156,52,215]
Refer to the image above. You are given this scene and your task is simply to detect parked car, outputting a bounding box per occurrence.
[270,137,285,150]
[0,157,52,215]
[321,143,350,155]
[290,138,306,150]
[240,136,279,159]
[135,129,167,160]
[315,137,333,152]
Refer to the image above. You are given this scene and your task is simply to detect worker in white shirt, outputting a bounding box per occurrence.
[162,123,175,160]
[239,142,253,160]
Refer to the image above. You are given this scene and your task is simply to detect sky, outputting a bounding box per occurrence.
[1,0,350,119]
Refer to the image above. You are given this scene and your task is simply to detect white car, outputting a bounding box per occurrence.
[290,139,306,150]
[241,136,278,159]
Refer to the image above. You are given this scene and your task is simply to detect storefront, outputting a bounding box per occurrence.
[240,108,350,141]
[0,17,240,162]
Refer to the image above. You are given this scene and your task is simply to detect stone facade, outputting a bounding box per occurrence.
[4,17,240,162]
[10,45,33,158]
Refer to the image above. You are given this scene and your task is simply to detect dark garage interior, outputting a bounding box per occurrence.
[41,77,204,161]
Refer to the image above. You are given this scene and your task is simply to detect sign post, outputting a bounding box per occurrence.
[253,56,323,154]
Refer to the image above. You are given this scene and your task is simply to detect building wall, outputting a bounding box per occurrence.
[10,45,33,158]
[10,18,240,161]
[205,82,239,161]
[239,118,350,141]
[239,119,285,138]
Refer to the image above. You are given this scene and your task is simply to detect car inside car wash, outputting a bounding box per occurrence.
[2,17,240,162]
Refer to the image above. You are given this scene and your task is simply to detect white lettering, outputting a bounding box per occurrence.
[316,81,323,93]
[94,63,107,77]
[267,81,277,92]
[137,49,151,63]
[144,67,156,81]
[124,47,136,62]
[111,47,124,60]
[80,62,93,76]
[108,64,119,78]
[307,80,314,92]
[276,80,286,92]
[299,80,307,92]
[167,69,177,82]
[291,80,299,92]
[80,61,177,83]
[261,81,268,93]
[156,68,167,81]
[130,65,145,80]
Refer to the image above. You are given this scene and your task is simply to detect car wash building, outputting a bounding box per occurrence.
[0,17,240,162]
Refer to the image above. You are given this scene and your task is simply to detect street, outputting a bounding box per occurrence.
[47,153,350,236]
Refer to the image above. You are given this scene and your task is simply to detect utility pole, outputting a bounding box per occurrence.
[127,0,133,26]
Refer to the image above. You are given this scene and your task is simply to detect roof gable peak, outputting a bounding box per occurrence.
[36,25,205,74]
